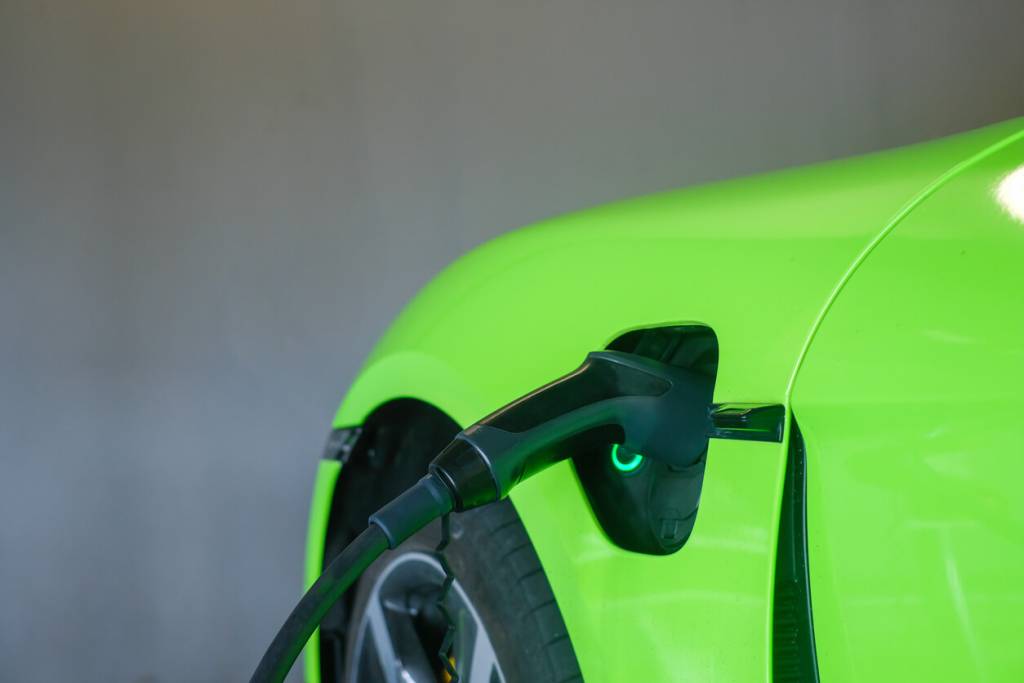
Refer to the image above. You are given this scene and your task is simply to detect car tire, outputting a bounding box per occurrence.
[344,499,584,683]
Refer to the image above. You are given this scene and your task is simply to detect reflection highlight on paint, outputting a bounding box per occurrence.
[996,165,1024,223]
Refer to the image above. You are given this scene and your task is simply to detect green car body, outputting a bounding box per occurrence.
[305,118,1024,682]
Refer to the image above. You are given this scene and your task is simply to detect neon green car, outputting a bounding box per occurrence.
[303,118,1024,683]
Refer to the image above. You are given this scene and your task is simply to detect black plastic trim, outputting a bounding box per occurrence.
[709,403,785,442]
[322,426,363,463]
[772,419,819,683]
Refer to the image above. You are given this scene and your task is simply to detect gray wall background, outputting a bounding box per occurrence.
[2,0,1022,680]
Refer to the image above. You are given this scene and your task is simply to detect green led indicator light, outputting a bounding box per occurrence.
[611,444,645,473]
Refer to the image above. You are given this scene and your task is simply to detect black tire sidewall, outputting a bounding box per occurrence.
[346,501,582,683]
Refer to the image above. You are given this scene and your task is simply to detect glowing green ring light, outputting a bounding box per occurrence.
[610,444,645,473]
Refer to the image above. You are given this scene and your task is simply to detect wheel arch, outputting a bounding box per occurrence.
[306,394,462,683]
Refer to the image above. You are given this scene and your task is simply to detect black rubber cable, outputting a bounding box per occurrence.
[251,475,455,683]
[250,524,389,683]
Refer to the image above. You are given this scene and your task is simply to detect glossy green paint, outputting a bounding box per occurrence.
[305,118,1024,682]
[303,459,342,679]
[791,131,1024,681]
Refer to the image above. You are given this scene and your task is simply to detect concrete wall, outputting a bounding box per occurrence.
[2,0,1022,680]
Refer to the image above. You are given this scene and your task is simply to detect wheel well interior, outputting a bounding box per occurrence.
[318,398,461,681]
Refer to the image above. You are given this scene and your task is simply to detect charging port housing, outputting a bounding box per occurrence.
[572,325,718,555]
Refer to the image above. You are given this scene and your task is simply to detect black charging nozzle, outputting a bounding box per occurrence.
[371,350,713,546]
[251,349,715,683]
[428,350,714,511]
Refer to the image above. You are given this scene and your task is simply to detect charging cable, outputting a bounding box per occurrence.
[251,350,714,683]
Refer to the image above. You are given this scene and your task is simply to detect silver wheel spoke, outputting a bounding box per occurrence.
[364,596,400,683]
[350,551,506,683]
[385,598,435,682]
